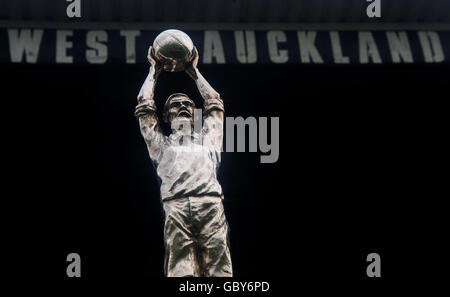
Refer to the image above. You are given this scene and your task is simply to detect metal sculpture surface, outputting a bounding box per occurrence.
[135,30,232,277]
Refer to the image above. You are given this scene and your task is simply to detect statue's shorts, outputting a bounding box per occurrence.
[162,196,233,277]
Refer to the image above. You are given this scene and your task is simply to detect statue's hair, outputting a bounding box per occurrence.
[163,93,195,123]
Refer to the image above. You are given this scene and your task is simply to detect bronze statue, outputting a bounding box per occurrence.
[134,32,232,277]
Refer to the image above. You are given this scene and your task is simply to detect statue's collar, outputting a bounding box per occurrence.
[169,131,201,141]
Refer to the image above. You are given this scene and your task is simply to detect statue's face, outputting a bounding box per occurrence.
[167,96,195,124]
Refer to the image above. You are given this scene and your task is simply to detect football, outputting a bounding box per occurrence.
[152,29,194,72]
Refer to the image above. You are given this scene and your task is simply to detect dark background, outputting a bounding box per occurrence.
[2,0,449,294]
[4,61,447,293]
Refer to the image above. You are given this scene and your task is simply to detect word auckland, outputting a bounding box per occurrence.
[3,29,446,64]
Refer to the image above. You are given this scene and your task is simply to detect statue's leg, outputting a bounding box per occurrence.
[192,196,233,277]
[163,198,200,277]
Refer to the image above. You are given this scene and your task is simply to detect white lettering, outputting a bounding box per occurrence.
[418,31,444,63]
[203,31,225,64]
[359,32,382,63]
[330,31,349,64]
[120,30,140,64]
[297,31,323,63]
[56,30,73,64]
[267,30,288,63]
[8,29,43,63]
[86,30,108,64]
[234,30,257,63]
[386,31,413,63]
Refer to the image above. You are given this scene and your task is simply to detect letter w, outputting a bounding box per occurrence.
[8,29,43,63]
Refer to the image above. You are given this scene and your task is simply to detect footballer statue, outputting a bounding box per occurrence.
[134,30,232,277]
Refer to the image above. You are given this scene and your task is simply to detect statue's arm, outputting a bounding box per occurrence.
[134,47,165,162]
[186,47,224,153]
[185,47,224,122]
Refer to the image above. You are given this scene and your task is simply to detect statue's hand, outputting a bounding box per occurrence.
[147,46,162,77]
[185,47,199,80]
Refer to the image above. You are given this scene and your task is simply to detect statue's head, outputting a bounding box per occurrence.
[163,93,195,125]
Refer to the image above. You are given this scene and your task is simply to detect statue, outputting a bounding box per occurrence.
[134,30,232,277]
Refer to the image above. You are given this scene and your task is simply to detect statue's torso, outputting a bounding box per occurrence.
[156,132,223,201]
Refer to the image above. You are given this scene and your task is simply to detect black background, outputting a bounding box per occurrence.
[4,62,448,293]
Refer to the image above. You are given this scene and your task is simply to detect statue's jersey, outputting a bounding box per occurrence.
[155,130,223,201]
